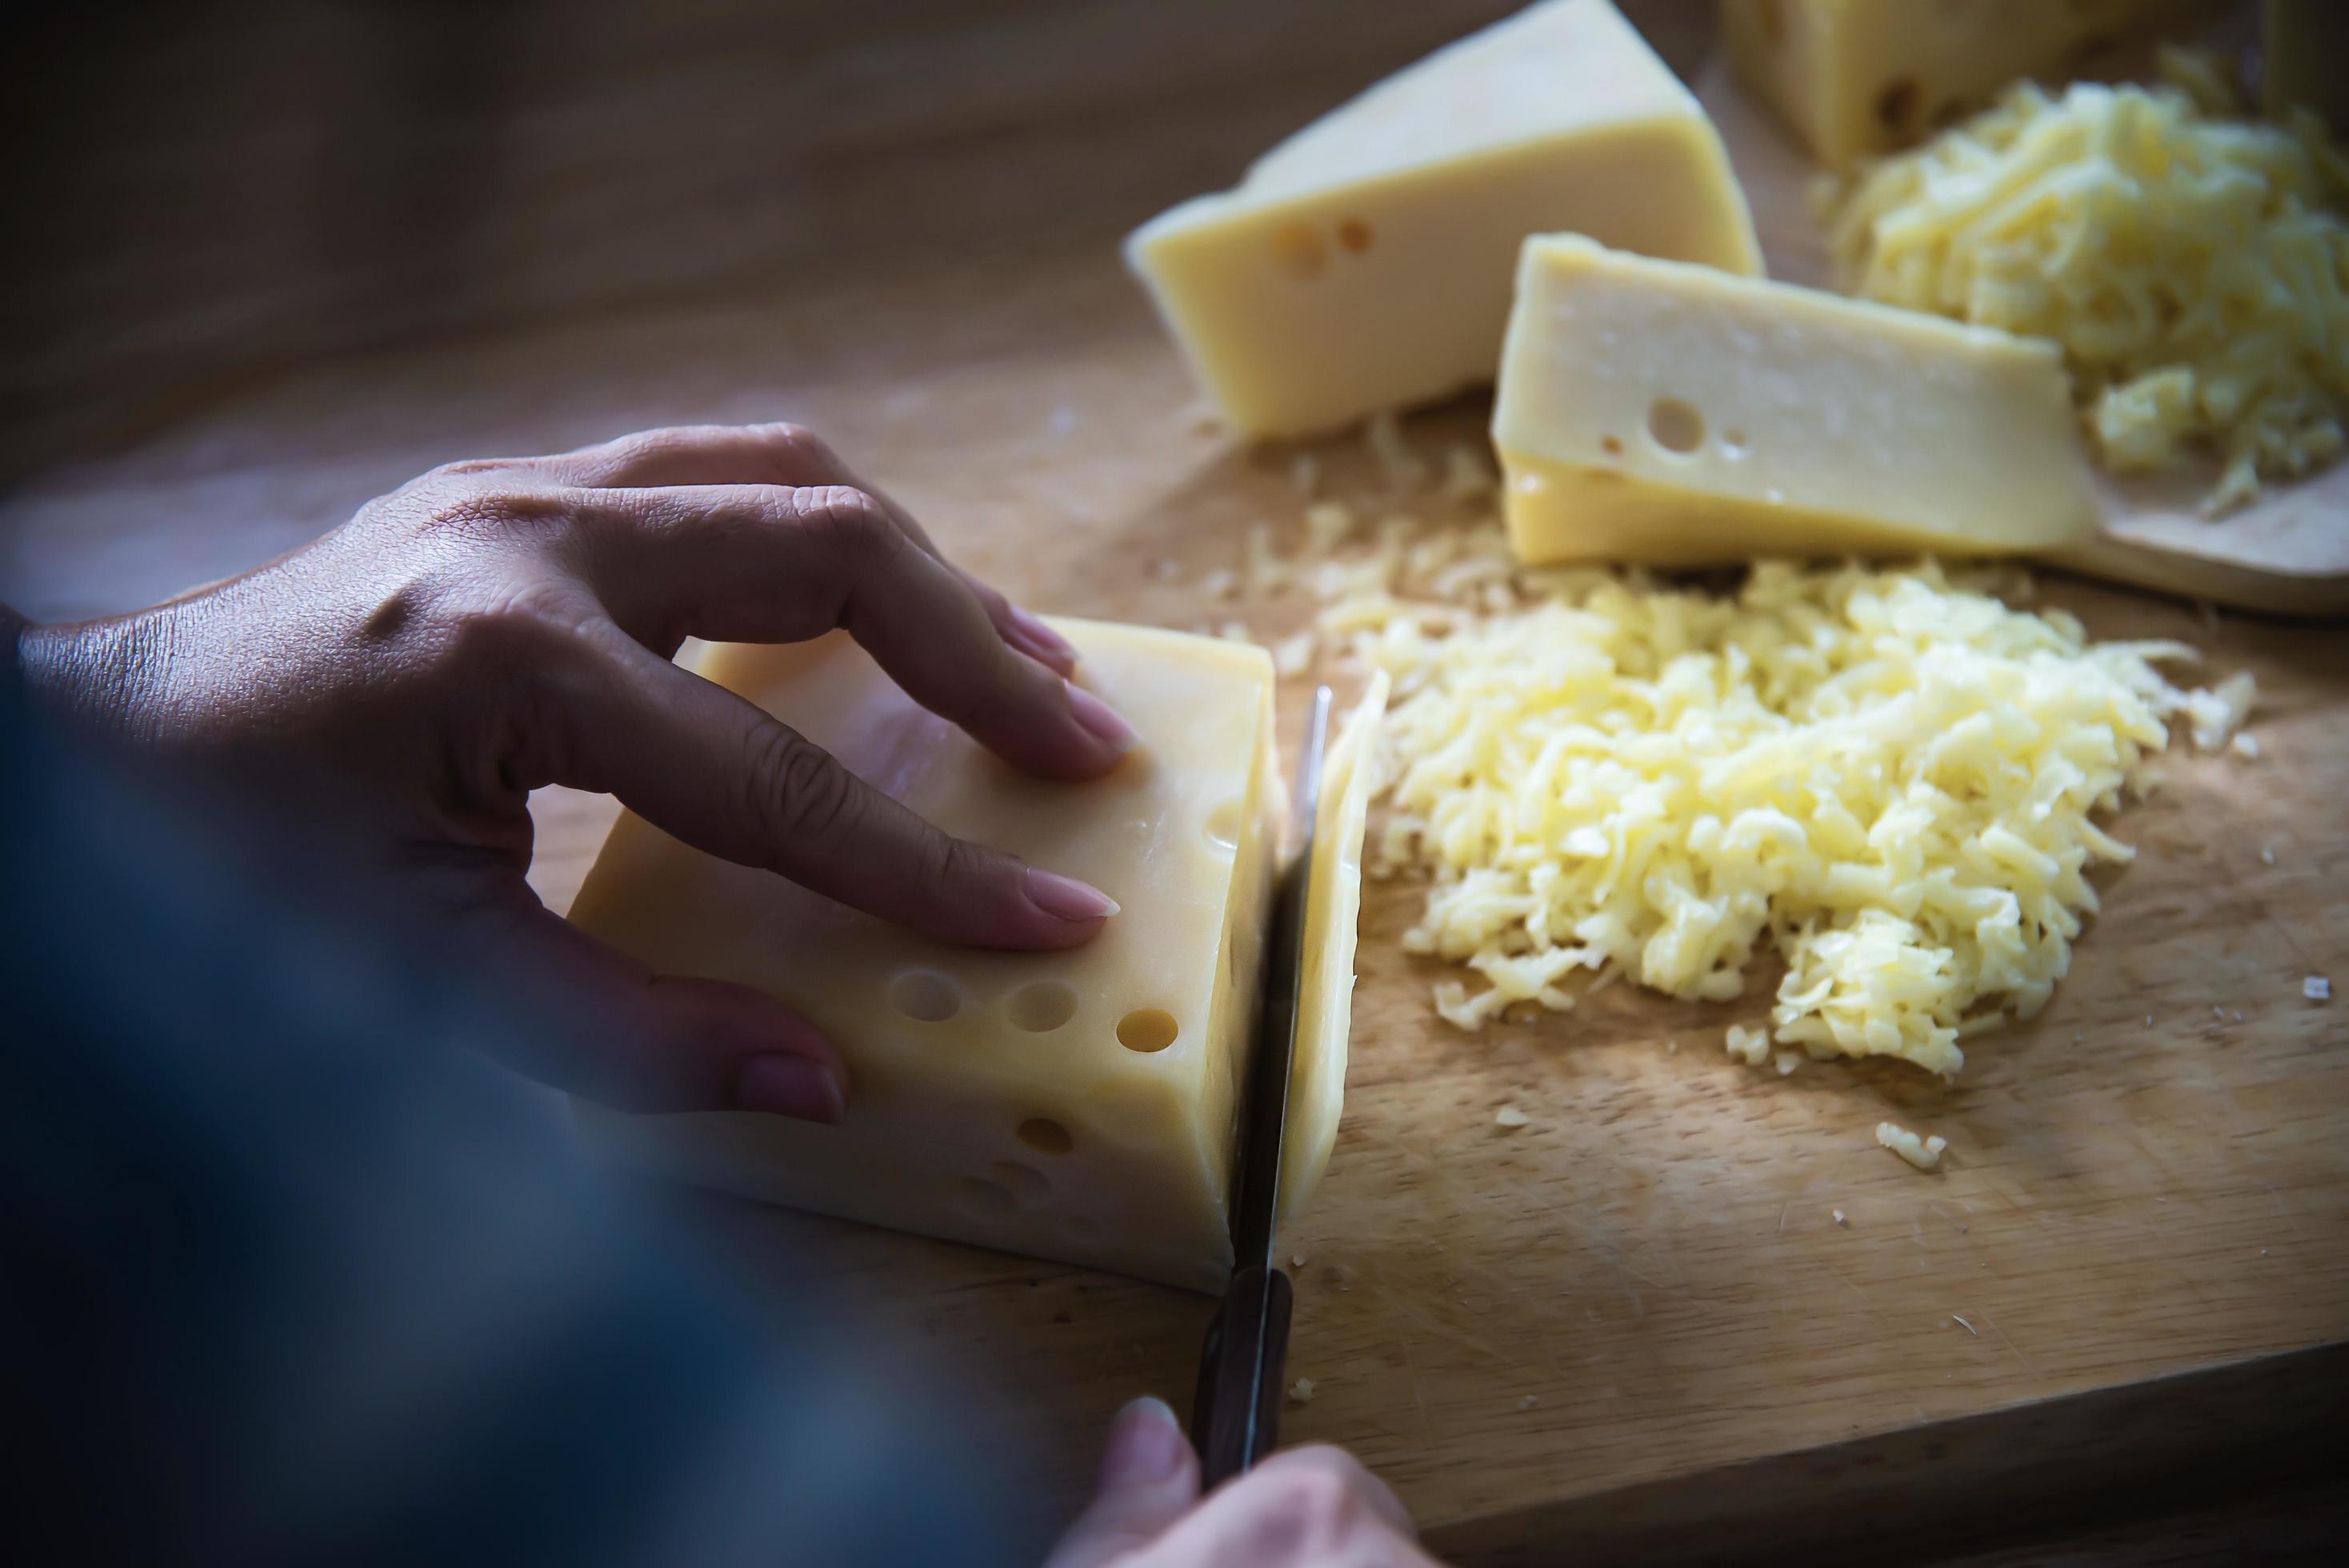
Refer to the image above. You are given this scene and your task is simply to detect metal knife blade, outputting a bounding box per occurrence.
[1191,684,1331,1486]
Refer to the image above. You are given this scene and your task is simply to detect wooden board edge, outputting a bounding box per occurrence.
[1425,1339,2349,1566]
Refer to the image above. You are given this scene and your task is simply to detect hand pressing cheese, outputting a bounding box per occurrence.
[1126,0,1760,439]
[1491,235,2101,566]
[570,624,1385,1290]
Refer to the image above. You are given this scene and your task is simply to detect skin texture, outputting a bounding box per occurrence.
[7,422,1142,1126]
[1050,1398,1437,1568]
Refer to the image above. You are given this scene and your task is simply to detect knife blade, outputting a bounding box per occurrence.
[1190,684,1331,1486]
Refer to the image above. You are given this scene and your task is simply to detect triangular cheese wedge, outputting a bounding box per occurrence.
[1126,0,1761,439]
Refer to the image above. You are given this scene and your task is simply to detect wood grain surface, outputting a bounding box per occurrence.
[5,2,2345,1561]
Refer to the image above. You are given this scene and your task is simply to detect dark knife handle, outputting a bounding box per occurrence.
[1190,1264,1294,1488]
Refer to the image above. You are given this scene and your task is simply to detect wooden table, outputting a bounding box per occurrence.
[6,3,2344,1561]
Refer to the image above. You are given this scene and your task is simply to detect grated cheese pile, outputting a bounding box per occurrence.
[1187,418,2252,1080]
[1343,550,2244,1078]
[1826,53,2349,514]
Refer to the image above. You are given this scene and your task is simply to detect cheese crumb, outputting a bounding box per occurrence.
[1288,1378,1315,1404]
[1951,1314,1979,1337]
[1440,442,1497,502]
[2230,732,2262,761]
[1272,630,1317,678]
[1365,411,1430,491]
[1774,1051,1801,1077]
[2307,976,2333,1002]
[1304,500,1359,554]
[1832,1209,1847,1226]
[1876,1122,1948,1170]
[1200,568,1240,601]
[1494,1105,1531,1128]
[1725,1025,1772,1068]
[2185,672,2258,752]
[2261,847,2277,866]
[1828,64,2349,513]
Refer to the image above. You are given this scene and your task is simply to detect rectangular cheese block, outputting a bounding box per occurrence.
[1125,0,1762,440]
[1492,235,2100,566]
[1723,0,2167,166]
[566,622,1376,1293]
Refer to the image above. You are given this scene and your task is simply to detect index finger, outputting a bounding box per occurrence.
[531,422,1080,675]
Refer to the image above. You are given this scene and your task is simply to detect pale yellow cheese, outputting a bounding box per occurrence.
[1723,0,2168,167]
[1277,674,1388,1223]
[1125,0,1762,439]
[568,621,1307,1292]
[1826,64,2349,514]
[1491,236,2099,567]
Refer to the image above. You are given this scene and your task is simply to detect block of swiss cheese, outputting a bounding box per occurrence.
[1722,0,2170,167]
[1492,235,2100,566]
[567,622,1384,1292]
[1126,0,1762,440]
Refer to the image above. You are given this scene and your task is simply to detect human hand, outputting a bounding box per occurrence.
[1048,1398,1439,1568]
[9,422,1137,1120]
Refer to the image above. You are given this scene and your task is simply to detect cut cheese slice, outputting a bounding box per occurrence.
[566,621,1369,1293]
[1492,236,2100,567]
[1278,674,1387,1224]
[1723,0,2168,167]
[1125,0,1762,440]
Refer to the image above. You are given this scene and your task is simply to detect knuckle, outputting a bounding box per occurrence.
[758,421,833,470]
[750,726,858,848]
[1255,1451,1378,1545]
[798,485,901,564]
[441,582,608,675]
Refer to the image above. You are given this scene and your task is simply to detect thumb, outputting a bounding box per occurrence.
[1045,1397,1201,1568]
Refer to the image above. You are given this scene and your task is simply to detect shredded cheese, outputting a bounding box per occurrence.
[1827,55,2349,514]
[1342,544,2243,1077]
[1877,1122,1948,1170]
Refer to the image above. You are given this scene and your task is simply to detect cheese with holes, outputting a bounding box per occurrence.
[1492,236,2099,566]
[1723,0,2168,166]
[1125,0,1761,439]
[1278,674,1388,1221]
[567,622,1375,1292]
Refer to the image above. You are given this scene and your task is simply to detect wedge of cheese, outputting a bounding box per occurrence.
[1126,0,1762,440]
[567,622,1379,1292]
[1723,0,2167,166]
[1492,236,2100,566]
[1279,674,1387,1223]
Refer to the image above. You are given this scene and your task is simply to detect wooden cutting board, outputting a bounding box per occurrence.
[487,254,2339,1558]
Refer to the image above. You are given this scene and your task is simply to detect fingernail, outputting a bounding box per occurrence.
[1100,1396,1187,1486]
[1065,682,1139,754]
[734,1054,846,1122]
[1026,866,1120,922]
[1009,605,1078,667]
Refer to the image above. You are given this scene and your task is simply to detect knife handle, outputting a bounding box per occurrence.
[1190,1264,1294,1489]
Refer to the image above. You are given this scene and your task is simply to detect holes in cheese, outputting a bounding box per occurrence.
[1116,1008,1180,1054]
[565,620,1297,1293]
[1005,979,1077,1034]
[1124,0,1762,439]
[1015,1118,1073,1156]
[890,969,961,1023]
[1723,0,2167,166]
[1645,397,1705,456]
[1493,235,2100,566]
